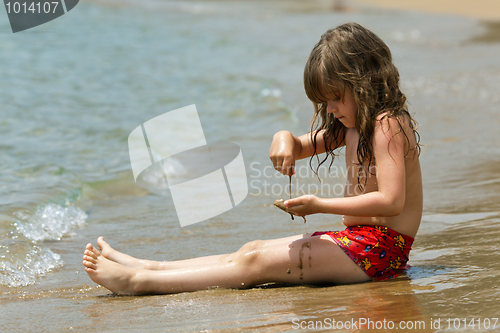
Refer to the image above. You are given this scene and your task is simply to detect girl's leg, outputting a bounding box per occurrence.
[83,234,370,295]
[93,235,306,270]
[86,241,230,271]
[90,237,169,270]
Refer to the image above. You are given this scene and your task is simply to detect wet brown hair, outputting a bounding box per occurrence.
[304,22,420,185]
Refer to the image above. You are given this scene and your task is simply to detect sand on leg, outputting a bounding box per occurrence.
[83,234,370,295]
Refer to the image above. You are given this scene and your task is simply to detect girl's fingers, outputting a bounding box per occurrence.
[284,198,301,208]
[271,157,295,175]
[274,157,283,172]
[286,206,301,216]
[283,160,295,176]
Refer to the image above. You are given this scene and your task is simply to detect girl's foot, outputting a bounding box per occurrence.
[96,236,149,269]
[83,243,139,295]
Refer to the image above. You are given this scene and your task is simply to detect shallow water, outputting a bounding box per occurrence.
[1,0,500,332]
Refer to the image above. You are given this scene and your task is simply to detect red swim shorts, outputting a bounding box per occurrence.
[312,225,414,281]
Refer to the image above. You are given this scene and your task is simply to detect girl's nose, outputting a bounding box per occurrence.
[326,101,336,114]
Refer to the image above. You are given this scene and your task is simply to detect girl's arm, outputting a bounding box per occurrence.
[270,129,345,176]
[285,117,406,217]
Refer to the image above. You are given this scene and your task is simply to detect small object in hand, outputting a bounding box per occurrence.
[274,199,294,220]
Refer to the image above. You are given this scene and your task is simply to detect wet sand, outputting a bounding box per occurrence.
[3,210,500,332]
[353,0,500,20]
[352,0,500,42]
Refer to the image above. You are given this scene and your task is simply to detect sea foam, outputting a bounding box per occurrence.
[0,245,62,287]
[14,203,87,241]
[0,202,88,287]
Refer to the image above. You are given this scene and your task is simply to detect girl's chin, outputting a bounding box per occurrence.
[338,118,354,128]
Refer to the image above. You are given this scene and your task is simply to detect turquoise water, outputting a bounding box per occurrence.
[1,0,500,331]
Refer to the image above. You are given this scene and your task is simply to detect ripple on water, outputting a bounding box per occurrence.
[418,212,499,235]
[0,202,87,287]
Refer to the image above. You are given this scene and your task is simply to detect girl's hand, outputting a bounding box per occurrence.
[284,195,321,217]
[269,131,299,176]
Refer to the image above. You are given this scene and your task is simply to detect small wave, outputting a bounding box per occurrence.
[0,245,63,287]
[0,202,87,287]
[13,203,87,242]
[260,88,281,98]
[390,29,423,44]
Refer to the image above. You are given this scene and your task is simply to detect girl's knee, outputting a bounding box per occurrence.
[234,239,290,285]
[225,240,265,268]
[238,240,264,253]
[233,249,267,286]
[232,240,263,259]
[234,243,268,276]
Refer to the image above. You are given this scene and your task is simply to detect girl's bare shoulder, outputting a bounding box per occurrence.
[375,112,420,158]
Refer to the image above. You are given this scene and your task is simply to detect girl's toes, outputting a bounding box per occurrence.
[83,259,97,270]
[90,246,101,258]
[84,248,98,260]
[83,255,97,264]
[97,236,108,251]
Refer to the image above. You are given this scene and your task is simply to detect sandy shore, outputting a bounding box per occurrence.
[351,0,500,20]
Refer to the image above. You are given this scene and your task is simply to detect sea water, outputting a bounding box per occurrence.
[1,0,500,331]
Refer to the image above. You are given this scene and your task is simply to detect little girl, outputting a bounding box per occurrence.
[83,22,422,295]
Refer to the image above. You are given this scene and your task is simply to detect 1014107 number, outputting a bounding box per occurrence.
[5,2,59,14]
[444,318,498,330]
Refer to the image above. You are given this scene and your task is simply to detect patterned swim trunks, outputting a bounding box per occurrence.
[312,225,414,280]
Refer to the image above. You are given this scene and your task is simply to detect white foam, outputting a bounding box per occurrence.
[0,202,86,287]
[14,203,88,241]
[0,245,63,287]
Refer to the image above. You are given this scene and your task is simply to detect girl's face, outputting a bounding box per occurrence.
[326,89,357,128]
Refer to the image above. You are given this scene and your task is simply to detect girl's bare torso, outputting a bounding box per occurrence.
[342,120,423,238]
